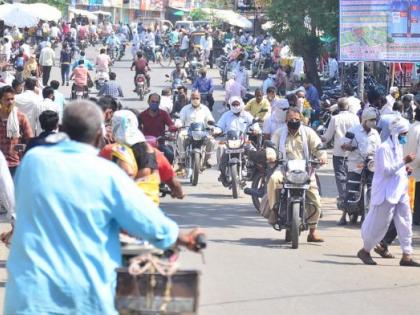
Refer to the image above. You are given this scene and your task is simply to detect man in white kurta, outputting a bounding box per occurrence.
[357,117,419,266]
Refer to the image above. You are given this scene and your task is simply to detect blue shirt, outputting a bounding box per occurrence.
[98,80,124,98]
[5,140,179,314]
[71,57,94,71]
[305,84,320,111]
[193,76,214,94]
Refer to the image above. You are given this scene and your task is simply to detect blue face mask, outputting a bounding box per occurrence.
[149,102,159,112]
[398,135,408,145]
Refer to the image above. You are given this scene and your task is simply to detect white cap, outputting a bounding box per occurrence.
[390,86,399,94]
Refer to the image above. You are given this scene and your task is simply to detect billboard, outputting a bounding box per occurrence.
[339,0,420,62]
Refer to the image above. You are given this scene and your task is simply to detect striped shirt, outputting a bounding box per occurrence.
[97,81,124,99]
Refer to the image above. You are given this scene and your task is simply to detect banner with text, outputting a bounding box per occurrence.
[339,0,420,62]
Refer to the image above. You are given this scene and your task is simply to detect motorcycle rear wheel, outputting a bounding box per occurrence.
[231,165,239,199]
[191,152,200,186]
[291,203,300,249]
[138,87,144,101]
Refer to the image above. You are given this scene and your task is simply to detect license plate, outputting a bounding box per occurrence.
[225,149,244,154]
[76,91,84,96]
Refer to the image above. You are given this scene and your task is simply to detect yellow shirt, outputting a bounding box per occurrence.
[244,98,271,121]
[271,126,326,161]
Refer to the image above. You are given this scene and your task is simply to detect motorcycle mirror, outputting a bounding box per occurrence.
[165,74,170,78]
[207,120,215,126]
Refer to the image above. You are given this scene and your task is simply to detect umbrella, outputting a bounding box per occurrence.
[0,4,39,28]
[202,8,252,29]
[28,3,62,22]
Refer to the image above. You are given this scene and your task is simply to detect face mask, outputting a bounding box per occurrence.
[398,134,408,145]
[296,98,304,107]
[231,104,242,114]
[365,120,376,129]
[191,99,200,107]
[149,102,159,112]
[287,120,301,130]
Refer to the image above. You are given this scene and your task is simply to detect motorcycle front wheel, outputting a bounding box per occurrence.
[138,87,144,101]
[190,152,200,186]
[230,165,239,199]
[291,203,300,249]
[251,173,265,211]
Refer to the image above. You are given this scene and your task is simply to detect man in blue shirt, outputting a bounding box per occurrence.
[192,67,215,111]
[98,71,124,99]
[4,100,201,314]
[71,50,95,71]
[303,79,320,112]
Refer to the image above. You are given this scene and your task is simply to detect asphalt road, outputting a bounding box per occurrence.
[0,46,420,315]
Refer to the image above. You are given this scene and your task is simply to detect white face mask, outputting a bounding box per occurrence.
[296,98,304,107]
[191,99,200,107]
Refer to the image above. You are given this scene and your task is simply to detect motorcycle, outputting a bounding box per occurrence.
[345,155,374,224]
[95,70,109,91]
[78,39,88,51]
[143,45,155,62]
[118,41,126,61]
[184,122,213,186]
[135,73,147,101]
[274,158,321,249]
[71,84,89,100]
[185,57,202,83]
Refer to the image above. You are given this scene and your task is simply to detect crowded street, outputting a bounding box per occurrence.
[0,45,420,314]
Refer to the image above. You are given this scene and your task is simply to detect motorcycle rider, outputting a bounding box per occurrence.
[71,51,95,71]
[245,88,271,122]
[131,51,150,91]
[144,28,156,62]
[106,32,121,60]
[95,48,112,73]
[266,107,327,242]
[192,67,215,111]
[69,59,92,97]
[321,98,360,212]
[178,91,216,169]
[339,107,381,225]
[171,62,188,86]
[216,96,259,186]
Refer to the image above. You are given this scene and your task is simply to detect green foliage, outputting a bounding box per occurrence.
[190,9,209,21]
[23,0,68,11]
[267,0,338,57]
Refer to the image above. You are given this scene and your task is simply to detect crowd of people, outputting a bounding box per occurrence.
[0,13,420,314]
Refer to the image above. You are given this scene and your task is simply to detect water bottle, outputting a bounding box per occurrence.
[411,0,420,36]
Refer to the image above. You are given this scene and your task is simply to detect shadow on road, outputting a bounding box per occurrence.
[211,237,323,249]
[164,200,266,229]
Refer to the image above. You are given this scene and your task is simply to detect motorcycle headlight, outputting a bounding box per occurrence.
[227,139,242,149]
[286,170,308,184]
[367,160,375,172]
[191,131,206,141]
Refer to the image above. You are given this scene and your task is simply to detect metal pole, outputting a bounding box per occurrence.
[357,61,364,99]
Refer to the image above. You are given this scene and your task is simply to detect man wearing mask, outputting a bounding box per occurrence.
[377,101,407,142]
[0,86,33,176]
[178,91,215,168]
[357,117,419,266]
[262,98,289,139]
[131,51,151,90]
[216,97,259,185]
[140,93,177,164]
[321,98,360,212]
[340,107,381,225]
[192,68,215,111]
[384,87,400,115]
[170,62,188,88]
[266,108,327,242]
[262,71,277,96]
[245,88,270,122]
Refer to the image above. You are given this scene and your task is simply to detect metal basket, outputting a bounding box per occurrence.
[115,268,200,315]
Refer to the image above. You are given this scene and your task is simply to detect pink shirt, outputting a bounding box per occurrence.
[95,54,111,72]
[73,66,88,86]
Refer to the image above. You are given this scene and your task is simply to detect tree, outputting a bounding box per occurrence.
[267,0,338,92]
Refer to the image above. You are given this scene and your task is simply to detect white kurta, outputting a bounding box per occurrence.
[361,137,412,254]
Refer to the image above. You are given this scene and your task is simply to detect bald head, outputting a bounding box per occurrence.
[62,100,104,145]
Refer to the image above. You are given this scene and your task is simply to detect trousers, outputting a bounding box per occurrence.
[267,170,321,227]
[42,65,52,86]
[332,155,347,201]
[361,194,412,254]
